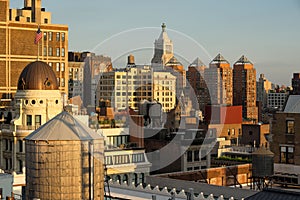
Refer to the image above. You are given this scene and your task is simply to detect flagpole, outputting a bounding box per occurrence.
[38,39,40,61]
[37,24,40,61]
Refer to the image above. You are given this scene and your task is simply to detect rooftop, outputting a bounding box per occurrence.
[25,111,103,141]
[210,53,229,64]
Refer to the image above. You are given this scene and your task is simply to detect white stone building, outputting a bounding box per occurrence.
[96,63,176,112]
[0,61,63,175]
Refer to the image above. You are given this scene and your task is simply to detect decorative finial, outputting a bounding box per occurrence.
[162,23,166,32]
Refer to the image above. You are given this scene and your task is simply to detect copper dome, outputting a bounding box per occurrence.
[17,61,58,90]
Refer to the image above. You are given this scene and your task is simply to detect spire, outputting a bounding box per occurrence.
[158,23,170,41]
[162,23,166,32]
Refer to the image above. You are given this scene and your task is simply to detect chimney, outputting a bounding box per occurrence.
[127,54,135,65]
[31,0,41,23]
[24,0,31,7]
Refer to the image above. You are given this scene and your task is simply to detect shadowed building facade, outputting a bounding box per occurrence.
[0,0,68,99]
[233,55,258,122]
[187,58,208,112]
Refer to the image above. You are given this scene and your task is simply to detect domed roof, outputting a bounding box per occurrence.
[17,61,58,90]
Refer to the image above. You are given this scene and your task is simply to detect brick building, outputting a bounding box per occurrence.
[241,124,270,147]
[204,105,242,140]
[270,112,300,165]
[0,0,68,99]
[233,56,258,122]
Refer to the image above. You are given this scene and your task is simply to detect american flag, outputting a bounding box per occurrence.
[34,27,42,44]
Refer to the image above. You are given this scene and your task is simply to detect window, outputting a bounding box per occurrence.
[201,150,207,160]
[48,62,52,67]
[5,158,12,170]
[57,78,60,86]
[10,140,13,151]
[18,160,23,173]
[187,167,193,171]
[48,47,53,56]
[61,33,65,42]
[35,115,41,126]
[61,48,65,57]
[61,78,65,87]
[56,63,60,71]
[61,63,65,71]
[26,17,30,22]
[286,120,295,134]
[43,47,47,56]
[48,32,52,41]
[194,150,199,161]
[18,140,23,152]
[44,18,48,24]
[27,115,32,126]
[56,32,60,41]
[280,146,294,164]
[187,151,193,162]
[43,32,47,40]
[56,48,60,56]
[4,139,9,150]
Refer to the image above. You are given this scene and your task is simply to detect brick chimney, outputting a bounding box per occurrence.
[24,0,31,7]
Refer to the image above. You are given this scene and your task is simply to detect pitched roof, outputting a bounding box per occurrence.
[191,57,206,67]
[165,56,182,66]
[235,55,253,65]
[284,95,300,113]
[252,147,274,156]
[210,53,229,64]
[25,111,103,141]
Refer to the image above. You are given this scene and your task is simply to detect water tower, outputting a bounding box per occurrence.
[25,111,104,199]
[251,147,274,190]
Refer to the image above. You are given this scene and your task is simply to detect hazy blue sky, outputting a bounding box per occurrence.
[10,0,300,85]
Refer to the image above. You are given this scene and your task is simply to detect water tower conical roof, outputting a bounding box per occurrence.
[25,111,102,141]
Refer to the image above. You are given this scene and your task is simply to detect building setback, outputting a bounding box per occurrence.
[0,0,69,98]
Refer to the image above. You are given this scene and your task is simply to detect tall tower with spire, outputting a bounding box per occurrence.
[151,23,174,70]
[233,55,258,122]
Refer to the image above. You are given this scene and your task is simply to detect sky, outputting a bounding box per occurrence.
[10,0,300,86]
